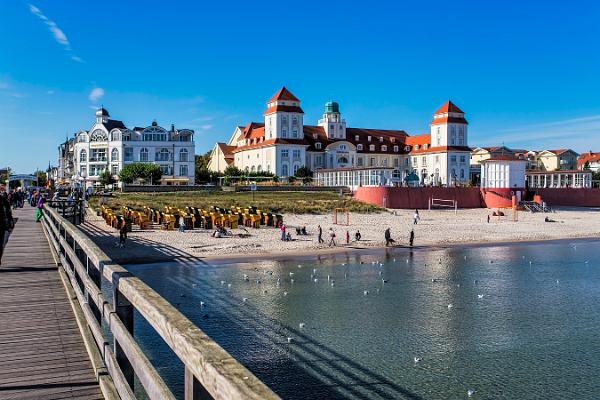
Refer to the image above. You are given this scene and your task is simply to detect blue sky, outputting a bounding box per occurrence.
[1,0,600,173]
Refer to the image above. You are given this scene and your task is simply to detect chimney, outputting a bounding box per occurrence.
[171,124,175,132]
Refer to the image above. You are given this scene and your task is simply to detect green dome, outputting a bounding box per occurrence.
[325,101,340,114]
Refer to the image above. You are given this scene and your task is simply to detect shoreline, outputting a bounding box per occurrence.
[125,234,600,266]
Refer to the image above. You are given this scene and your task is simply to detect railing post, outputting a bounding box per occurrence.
[185,366,213,400]
[112,271,135,390]
[87,256,102,324]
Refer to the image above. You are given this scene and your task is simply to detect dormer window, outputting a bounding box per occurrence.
[355,135,360,141]
[415,145,420,150]
[368,136,372,142]
[369,144,375,151]
[424,144,428,150]
[379,137,383,143]
[357,144,363,151]
[382,145,387,151]
[405,145,411,151]
[391,138,396,143]
[292,102,297,106]
[313,133,318,139]
[315,142,322,150]
[394,145,399,152]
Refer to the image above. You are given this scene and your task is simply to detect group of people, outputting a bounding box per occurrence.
[385,227,415,247]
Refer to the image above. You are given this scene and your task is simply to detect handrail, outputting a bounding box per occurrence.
[42,205,280,400]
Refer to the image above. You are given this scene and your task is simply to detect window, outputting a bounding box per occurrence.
[450,155,457,163]
[159,165,172,175]
[460,155,466,164]
[111,131,120,141]
[315,142,322,150]
[140,148,149,162]
[80,149,87,162]
[124,147,133,161]
[391,138,396,143]
[294,164,300,174]
[143,128,167,142]
[367,136,372,142]
[78,134,88,143]
[369,144,375,151]
[282,129,288,138]
[180,164,188,176]
[292,116,298,126]
[315,155,323,166]
[460,169,465,179]
[91,129,107,142]
[111,148,119,162]
[339,144,347,150]
[404,158,409,166]
[155,148,171,162]
[292,149,301,159]
[379,137,383,143]
[458,126,465,145]
[111,165,119,175]
[178,133,192,142]
[282,116,288,125]
[355,135,360,141]
[80,166,87,176]
[281,149,289,158]
[292,129,298,137]
[122,131,131,141]
[424,144,428,150]
[357,144,363,151]
[394,145,399,152]
[382,159,388,166]
[405,146,411,152]
[282,164,289,176]
[180,148,189,162]
[394,158,400,167]
[436,127,441,146]
[90,148,107,162]
[338,156,349,164]
[382,145,387,151]
[422,156,427,166]
[412,157,417,166]
[450,126,456,145]
[357,157,364,166]
[330,124,335,130]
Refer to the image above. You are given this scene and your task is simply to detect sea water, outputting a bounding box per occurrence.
[126,240,600,399]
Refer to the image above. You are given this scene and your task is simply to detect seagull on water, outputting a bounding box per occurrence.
[467,389,476,397]
[414,357,422,363]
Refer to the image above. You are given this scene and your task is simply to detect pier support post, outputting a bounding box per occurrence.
[185,366,213,400]
[112,271,135,390]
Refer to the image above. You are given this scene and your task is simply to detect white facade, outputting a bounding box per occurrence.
[72,108,195,188]
[480,159,527,189]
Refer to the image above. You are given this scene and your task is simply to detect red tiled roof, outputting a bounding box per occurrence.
[481,155,526,162]
[217,143,235,158]
[304,126,409,154]
[410,145,472,155]
[577,151,600,168]
[405,134,430,146]
[268,86,300,103]
[263,105,304,115]
[232,138,308,152]
[434,100,464,114]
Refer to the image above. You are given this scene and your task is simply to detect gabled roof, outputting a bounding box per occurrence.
[482,155,526,162]
[217,143,236,159]
[405,134,430,146]
[434,100,464,114]
[102,119,126,131]
[268,86,300,103]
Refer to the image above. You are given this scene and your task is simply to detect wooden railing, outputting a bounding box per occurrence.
[41,205,279,400]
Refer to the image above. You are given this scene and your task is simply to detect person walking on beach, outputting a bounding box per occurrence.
[317,224,324,244]
[280,223,286,241]
[328,228,336,247]
[0,193,14,265]
[487,214,490,223]
[413,210,420,225]
[355,230,362,241]
[385,228,395,246]
[409,229,415,247]
[346,230,350,245]
[178,216,185,232]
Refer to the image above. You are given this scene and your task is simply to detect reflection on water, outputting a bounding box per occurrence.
[127,240,600,399]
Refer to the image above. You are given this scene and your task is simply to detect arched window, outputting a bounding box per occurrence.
[369,145,375,151]
[155,148,171,162]
[251,166,256,172]
[282,164,289,176]
[257,165,262,172]
[338,156,349,164]
[382,145,387,151]
[122,131,131,141]
[140,148,149,162]
[111,148,119,162]
[293,164,300,174]
[80,149,87,162]
[357,144,363,151]
[179,148,189,162]
[315,142,322,150]
[111,131,120,141]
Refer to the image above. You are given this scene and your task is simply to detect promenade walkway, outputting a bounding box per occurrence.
[0,207,102,400]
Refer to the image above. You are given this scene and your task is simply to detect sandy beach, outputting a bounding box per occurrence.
[79,206,600,263]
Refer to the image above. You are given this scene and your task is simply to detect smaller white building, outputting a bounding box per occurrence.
[526,170,592,188]
[480,156,527,192]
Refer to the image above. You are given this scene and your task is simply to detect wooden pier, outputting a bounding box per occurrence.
[0,207,102,400]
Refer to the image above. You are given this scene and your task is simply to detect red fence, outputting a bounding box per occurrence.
[533,188,600,207]
[354,187,600,209]
[354,187,483,209]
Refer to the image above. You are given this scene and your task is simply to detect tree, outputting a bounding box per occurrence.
[223,165,243,177]
[119,163,163,184]
[33,170,47,187]
[583,161,591,170]
[99,169,115,186]
[195,151,216,184]
[294,166,313,184]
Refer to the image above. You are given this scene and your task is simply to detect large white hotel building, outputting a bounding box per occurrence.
[71,108,195,188]
[209,87,472,186]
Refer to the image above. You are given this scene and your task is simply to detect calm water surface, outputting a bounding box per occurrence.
[126,240,600,399]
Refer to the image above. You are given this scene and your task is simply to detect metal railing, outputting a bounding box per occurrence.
[41,205,279,400]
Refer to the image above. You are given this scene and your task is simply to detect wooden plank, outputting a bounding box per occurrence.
[0,208,102,400]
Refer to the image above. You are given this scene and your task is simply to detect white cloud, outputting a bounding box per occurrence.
[29,4,82,62]
[88,87,105,102]
[199,124,213,130]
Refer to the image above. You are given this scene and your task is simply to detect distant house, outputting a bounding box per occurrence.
[577,151,600,172]
[536,149,579,171]
[207,142,236,173]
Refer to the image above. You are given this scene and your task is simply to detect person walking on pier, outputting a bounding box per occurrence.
[0,193,14,265]
[328,228,336,247]
[35,194,45,223]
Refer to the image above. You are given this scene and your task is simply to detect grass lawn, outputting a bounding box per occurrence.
[88,191,383,214]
